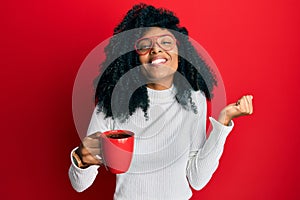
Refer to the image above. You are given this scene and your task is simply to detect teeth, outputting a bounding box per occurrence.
[151,58,166,64]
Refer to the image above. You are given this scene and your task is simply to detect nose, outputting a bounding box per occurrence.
[150,42,163,54]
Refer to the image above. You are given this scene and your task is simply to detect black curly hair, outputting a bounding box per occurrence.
[95,3,217,121]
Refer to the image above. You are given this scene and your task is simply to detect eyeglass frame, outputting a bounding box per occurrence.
[134,34,177,55]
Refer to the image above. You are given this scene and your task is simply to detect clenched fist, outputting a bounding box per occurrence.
[218,95,254,126]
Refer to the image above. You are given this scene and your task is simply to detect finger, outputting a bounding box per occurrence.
[82,147,101,156]
[246,95,254,114]
[243,96,251,114]
[82,154,102,165]
[95,155,102,160]
[237,96,245,112]
[83,137,101,148]
[239,96,249,114]
[246,95,253,114]
[88,132,102,139]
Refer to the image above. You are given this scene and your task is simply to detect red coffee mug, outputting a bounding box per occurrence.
[100,130,134,174]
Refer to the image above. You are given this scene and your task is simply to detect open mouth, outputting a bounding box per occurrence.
[150,58,167,65]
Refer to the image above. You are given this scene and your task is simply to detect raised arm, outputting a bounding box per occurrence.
[186,95,253,190]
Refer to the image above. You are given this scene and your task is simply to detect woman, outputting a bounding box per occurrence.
[69,3,253,200]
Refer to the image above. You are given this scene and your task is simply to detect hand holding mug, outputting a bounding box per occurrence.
[75,132,103,167]
[75,130,134,174]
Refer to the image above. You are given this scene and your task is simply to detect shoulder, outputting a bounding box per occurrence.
[87,106,114,135]
[191,89,206,106]
[190,90,207,119]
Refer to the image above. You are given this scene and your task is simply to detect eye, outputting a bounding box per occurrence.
[137,39,152,50]
[162,41,172,45]
[139,44,151,50]
[160,36,175,46]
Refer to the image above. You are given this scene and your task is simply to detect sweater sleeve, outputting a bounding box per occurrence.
[68,147,100,192]
[186,93,234,190]
[68,107,111,192]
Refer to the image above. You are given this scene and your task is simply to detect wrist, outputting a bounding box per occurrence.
[218,110,232,126]
[72,148,89,169]
[222,118,231,126]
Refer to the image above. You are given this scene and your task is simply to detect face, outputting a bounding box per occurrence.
[137,27,179,90]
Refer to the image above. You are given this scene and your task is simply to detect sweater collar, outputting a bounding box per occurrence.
[146,84,177,104]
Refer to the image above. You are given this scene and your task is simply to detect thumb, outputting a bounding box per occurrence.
[89,132,102,139]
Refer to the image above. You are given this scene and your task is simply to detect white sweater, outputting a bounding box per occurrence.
[69,86,234,200]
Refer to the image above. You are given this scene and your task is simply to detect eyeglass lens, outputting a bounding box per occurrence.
[136,35,175,54]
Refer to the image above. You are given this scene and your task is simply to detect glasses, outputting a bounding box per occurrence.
[134,34,177,55]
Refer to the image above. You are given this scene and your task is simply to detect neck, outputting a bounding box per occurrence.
[146,76,174,90]
[146,82,173,90]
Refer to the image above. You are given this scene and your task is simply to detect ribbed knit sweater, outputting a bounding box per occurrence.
[69,85,234,199]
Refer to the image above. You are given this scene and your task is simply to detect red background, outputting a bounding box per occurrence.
[1,0,300,199]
